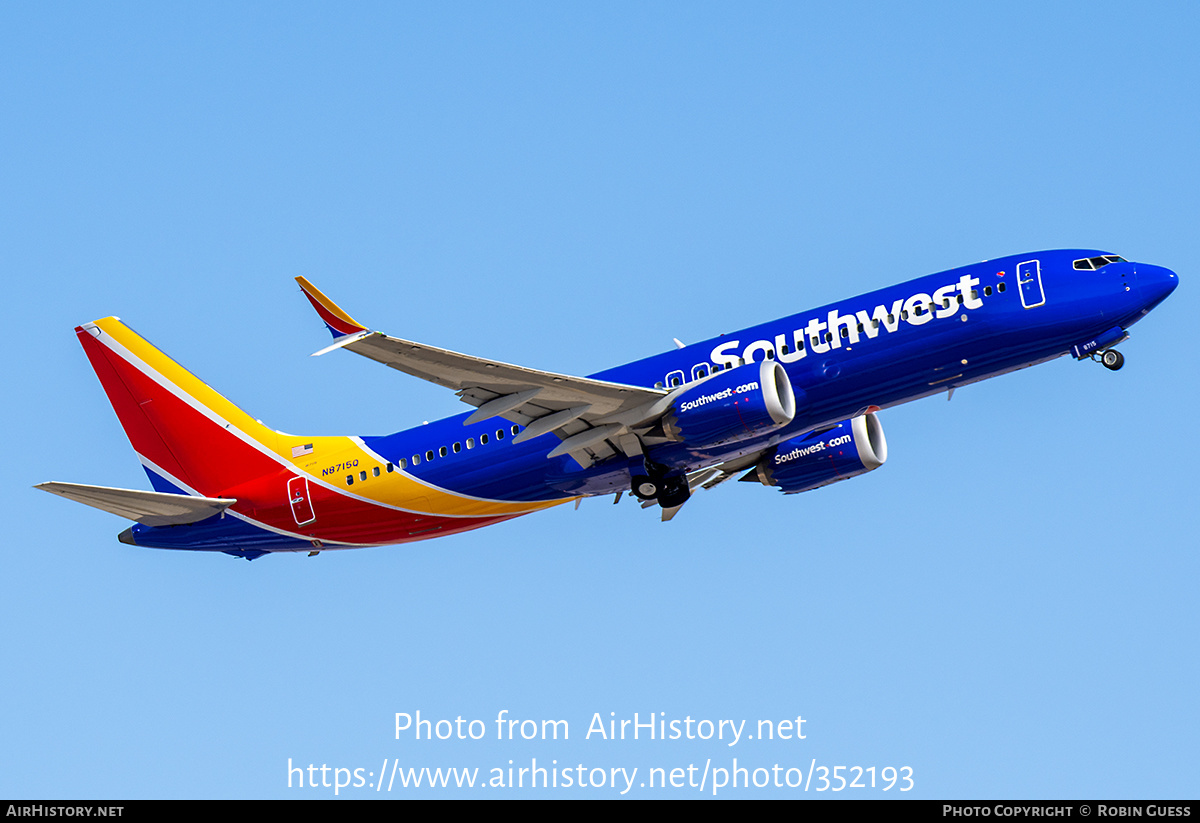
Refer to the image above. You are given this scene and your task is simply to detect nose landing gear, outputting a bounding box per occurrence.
[1096,349,1125,371]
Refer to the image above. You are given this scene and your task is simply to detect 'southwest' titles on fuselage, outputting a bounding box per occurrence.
[38,249,1178,559]
[710,273,986,370]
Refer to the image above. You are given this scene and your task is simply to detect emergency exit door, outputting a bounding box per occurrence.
[288,476,316,526]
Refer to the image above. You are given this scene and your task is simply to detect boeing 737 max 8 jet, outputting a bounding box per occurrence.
[37,249,1178,560]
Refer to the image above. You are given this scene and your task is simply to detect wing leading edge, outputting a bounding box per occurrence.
[295,277,669,466]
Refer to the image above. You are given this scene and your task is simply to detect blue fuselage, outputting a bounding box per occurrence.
[360,249,1178,502]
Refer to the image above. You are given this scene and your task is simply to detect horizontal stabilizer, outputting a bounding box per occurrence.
[35,482,236,527]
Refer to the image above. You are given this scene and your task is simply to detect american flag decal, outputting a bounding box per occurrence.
[292,443,314,458]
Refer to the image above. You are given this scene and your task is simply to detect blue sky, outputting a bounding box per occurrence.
[3,2,1197,798]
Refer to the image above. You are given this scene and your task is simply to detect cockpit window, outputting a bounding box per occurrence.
[1073,255,1127,271]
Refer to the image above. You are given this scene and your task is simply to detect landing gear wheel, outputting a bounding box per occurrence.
[1101,349,1124,371]
[657,475,691,509]
[631,475,659,501]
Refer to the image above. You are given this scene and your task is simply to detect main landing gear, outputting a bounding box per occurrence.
[630,464,690,509]
[1094,348,1125,371]
[631,474,659,500]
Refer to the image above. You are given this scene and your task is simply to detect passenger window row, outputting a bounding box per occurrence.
[346,424,523,485]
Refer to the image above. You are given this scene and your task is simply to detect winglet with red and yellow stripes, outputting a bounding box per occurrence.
[296,277,371,354]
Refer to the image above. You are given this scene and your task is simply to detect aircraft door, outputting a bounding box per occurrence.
[287,476,316,526]
[1017,259,1046,309]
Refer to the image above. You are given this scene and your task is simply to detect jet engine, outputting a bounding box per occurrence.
[747,412,887,493]
[662,360,796,447]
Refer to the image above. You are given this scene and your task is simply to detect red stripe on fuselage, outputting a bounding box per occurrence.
[78,328,513,544]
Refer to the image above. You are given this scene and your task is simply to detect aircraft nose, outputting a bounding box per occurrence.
[1136,264,1179,311]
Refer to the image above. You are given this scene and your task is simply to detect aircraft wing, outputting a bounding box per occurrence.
[296,277,670,464]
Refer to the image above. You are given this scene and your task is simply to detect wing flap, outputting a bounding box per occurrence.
[36,482,237,526]
[696,450,772,490]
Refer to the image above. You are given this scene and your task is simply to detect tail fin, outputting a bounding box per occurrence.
[75,317,303,498]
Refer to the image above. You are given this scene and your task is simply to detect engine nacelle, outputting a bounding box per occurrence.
[749,413,887,494]
[662,360,796,447]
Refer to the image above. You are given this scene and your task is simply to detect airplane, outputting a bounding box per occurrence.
[37,249,1178,560]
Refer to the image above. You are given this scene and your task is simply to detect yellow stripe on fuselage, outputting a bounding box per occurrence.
[91,317,570,518]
